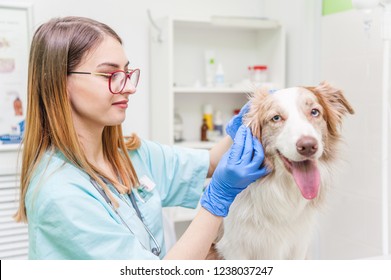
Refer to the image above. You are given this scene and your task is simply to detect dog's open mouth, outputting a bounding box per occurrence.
[277,151,320,200]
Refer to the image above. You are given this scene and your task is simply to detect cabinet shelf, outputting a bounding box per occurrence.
[174,16,280,31]
[0,144,22,152]
[174,86,250,94]
[210,16,280,30]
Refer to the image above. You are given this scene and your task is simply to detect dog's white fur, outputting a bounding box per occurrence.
[215,82,354,259]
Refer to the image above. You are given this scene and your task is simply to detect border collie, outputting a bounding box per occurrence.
[215,82,354,259]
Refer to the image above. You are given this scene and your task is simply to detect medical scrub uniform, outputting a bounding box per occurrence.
[25,139,209,259]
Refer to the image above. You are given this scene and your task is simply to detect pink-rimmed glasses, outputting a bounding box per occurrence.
[68,69,140,94]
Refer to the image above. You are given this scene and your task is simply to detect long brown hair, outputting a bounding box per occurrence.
[15,16,140,222]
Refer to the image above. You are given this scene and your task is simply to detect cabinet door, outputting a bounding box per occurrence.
[150,17,174,145]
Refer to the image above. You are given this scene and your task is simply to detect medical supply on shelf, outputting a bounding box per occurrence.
[249,65,268,86]
[214,110,224,137]
[201,118,209,141]
[203,104,213,130]
[174,109,184,142]
[215,63,225,87]
[205,50,216,87]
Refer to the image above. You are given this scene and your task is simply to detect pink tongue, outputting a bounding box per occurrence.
[291,160,320,200]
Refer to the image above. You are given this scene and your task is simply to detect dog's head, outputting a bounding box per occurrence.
[244,82,354,200]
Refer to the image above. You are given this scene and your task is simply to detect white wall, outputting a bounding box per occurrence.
[264,1,390,260]
[319,7,391,259]
[263,0,322,86]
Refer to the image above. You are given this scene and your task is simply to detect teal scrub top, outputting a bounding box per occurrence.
[25,139,209,259]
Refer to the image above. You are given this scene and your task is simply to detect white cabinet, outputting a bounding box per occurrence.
[0,146,28,259]
[149,16,285,238]
[149,16,285,147]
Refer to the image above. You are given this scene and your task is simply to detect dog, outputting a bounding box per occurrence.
[214,82,354,259]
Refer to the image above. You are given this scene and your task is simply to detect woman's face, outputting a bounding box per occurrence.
[67,36,136,132]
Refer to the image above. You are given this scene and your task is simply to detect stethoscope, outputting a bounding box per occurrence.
[90,177,161,257]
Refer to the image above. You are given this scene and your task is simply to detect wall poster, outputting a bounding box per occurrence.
[0,3,32,145]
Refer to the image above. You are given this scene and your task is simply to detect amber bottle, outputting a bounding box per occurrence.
[201,118,208,141]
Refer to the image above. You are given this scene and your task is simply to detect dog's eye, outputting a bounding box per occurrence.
[272,115,282,122]
[311,109,320,117]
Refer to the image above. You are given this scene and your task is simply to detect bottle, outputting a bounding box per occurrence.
[201,118,209,141]
[213,110,224,137]
[205,50,216,87]
[215,63,225,87]
[203,104,213,131]
[174,109,183,142]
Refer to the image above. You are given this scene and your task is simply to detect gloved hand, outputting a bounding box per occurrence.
[225,101,250,139]
[201,125,269,217]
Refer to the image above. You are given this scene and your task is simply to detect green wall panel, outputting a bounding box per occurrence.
[323,0,353,15]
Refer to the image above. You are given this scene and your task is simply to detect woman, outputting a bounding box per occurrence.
[14,16,268,259]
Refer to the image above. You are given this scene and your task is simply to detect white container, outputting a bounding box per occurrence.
[249,65,268,87]
[213,110,224,136]
[204,50,216,87]
[215,63,225,87]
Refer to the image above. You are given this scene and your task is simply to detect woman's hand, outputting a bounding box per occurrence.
[225,101,250,139]
[201,125,269,217]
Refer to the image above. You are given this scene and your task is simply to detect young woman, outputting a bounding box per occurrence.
[14,16,268,259]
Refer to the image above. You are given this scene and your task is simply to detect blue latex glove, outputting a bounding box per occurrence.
[201,125,269,217]
[225,101,250,139]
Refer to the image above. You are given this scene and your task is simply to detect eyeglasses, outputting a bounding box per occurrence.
[68,69,140,94]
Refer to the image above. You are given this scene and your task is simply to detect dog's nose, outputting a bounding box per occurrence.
[296,136,318,157]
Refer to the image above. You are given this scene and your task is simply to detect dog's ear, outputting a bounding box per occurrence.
[244,87,269,140]
[244,87,274,171]
[306,82,354,138]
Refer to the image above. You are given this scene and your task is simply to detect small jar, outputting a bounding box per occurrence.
[249,65,268,86]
